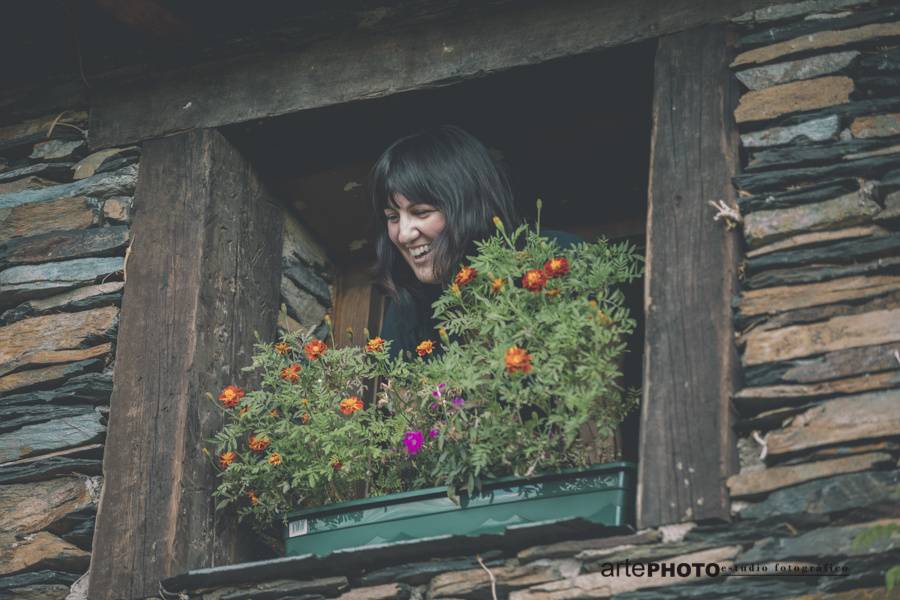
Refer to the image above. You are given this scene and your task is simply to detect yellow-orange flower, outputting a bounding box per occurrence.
[454,266,477,286]
[416,340,435,357]
[269,408,280,417]
[366,337,385,352]
[505,346,533,374]
[339,396,364,415]
[491,277,504,294]
[280,363,301,383]
[492,215,505,231]
[274,341,291,355]
[450,283,461,296]
[219,451,237,469]
[218,385,245,408]
[544,256,570,278]
[522,269,547,291]
[304,339,327,360]
[546,287,560,297]
[246,490,259,506]
[301,411,311,424]
[248,435,271,452]
[267,452,282,466]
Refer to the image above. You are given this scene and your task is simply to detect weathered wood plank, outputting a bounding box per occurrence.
[733,76,853,124]
[89,129,282,600]
[736,274,900,318]
[0,306,118,374]
[727,452,892,498]
[742,189,880,247]
[733,19,900,67]
[765,389,900,456]
[639,25,739,528]
[742,308,900,366]
[89,0,788,149]
[0,226,129,270]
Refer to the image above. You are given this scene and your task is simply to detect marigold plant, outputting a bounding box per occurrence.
[210,208,641,529]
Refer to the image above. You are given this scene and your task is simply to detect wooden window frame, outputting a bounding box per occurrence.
[88,4,757,597]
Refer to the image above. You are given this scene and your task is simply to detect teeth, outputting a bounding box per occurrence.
[410,244,431,258]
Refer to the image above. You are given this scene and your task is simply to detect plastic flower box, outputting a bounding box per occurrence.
[283,461,635,557]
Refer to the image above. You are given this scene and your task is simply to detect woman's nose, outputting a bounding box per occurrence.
[397,216,419,244]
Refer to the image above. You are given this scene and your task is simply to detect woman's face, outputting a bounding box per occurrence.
[384,193,447,284]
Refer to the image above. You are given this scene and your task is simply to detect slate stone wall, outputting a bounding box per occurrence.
[0,109,332,599]
[161,1,900,599]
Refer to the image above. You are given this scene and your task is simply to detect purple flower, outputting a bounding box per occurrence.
[403,431,424,455]
[429,402,439,410]
[429,428,439,439]
[431,383,447,399]
[451,396,465,407]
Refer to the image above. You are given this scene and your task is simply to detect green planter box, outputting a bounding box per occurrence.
[284,461,635,557]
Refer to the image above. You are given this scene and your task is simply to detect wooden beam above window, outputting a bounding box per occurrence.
[89,0,785,149]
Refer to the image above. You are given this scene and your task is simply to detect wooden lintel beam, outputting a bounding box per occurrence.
[94,0,191,40]
[89,0,783,149]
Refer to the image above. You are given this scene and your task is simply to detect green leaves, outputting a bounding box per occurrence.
[209,223,642,532]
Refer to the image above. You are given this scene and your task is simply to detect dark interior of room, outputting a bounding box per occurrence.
[228,38,657,461]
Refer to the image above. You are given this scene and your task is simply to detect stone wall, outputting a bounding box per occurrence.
[161,1,900,599]
[0,109,333,599]
[0,111,136,600]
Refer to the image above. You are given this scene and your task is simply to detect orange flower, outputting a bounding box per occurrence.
[544,256,570,278]
[280,363,301,383]
[269,408,280,417]
[416,340,435,357]
[246,490,259,506]
[267,452,283,466]
[454,266,477,286]
[331,458,343,471]
[366,337,385,353]
[304,339,327,360]
[546,287,560,297]
[339,396,364,415]
[505,346,533,374]
[301,411,311,424]
[248,435,271,452]
[491,277,504,294]
[218,385,245,408]
[219,451,237,469]
[274,341,291,355]
[597,310,613,326]
[521,269,547,291]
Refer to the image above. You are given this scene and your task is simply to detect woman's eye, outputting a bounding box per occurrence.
[385,213,399,222]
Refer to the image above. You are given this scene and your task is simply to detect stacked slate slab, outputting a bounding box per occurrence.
[0,111,130,600]
[0,108,333,598]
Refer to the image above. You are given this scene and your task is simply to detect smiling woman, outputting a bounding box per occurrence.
[371,125,521,357]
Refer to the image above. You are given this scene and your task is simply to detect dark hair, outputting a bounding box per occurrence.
[370,125,519,302]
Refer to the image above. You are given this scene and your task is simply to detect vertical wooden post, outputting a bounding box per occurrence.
[638,25,741,528]
[89,129,283,599]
